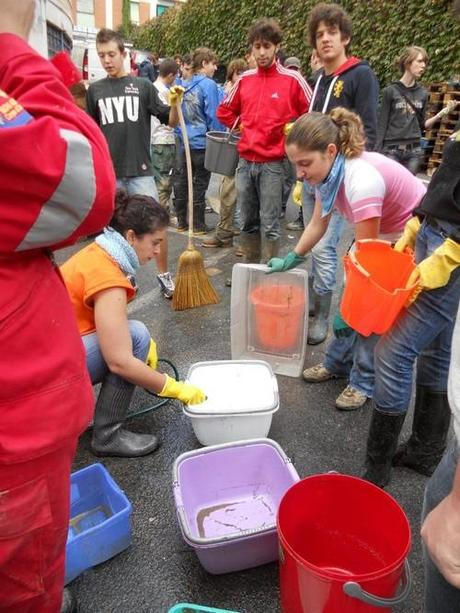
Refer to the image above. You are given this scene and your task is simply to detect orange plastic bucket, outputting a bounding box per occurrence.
[340,240,417,337]
[250,284,305,352]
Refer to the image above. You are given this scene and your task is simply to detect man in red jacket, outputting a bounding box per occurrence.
[217,18,311,264]
[0,2,115,611]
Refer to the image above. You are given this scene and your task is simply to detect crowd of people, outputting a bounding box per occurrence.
[2,0,460,611]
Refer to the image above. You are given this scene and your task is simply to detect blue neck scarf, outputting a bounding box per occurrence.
[316,153,345,217]
[95,227,140,277]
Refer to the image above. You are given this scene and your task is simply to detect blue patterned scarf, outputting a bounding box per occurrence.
[316,153,345,217]
[95,227,139,277]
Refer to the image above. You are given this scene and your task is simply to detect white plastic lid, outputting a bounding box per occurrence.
[185,360,278,416]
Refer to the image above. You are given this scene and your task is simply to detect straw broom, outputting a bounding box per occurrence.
[172,98,219,311]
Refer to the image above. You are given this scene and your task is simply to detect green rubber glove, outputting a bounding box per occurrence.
[158,374,206,405]
[394,217,421,253]
[146,338,158,370]
[406,237,460,304]
[267,251,305,274]
[332,312,354,338]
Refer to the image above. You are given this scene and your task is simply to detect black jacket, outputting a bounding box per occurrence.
[310,57,379,150]
[377,81,428,150]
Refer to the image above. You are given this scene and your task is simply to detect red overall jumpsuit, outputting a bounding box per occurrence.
[0,34,115,611]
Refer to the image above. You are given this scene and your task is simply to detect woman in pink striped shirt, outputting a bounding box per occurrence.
[268,107,426,410]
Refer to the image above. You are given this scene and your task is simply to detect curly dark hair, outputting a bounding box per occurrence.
[307,3,353,52]
[247,18,283,46]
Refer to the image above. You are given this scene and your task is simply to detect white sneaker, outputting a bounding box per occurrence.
[157,272,175,299]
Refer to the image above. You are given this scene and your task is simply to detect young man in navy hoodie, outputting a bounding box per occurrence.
[302,3,380,409]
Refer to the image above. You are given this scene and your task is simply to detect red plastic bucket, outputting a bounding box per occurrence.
[277,474,411,612]
[250,284,305,351]
[340,240,417,337]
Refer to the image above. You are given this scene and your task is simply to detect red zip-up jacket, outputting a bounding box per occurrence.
[0,35,115,462]
[217,61,312,163]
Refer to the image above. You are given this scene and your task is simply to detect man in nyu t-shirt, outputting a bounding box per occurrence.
[87,28,179,298]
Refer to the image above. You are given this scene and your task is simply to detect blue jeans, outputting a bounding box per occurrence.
[302,182,346,295]
[324,332,379,397]
[82,320,150,388]
[422,442,460,612]
[374,220,460,413]
[116,176,159,201]
[237,159,283,240]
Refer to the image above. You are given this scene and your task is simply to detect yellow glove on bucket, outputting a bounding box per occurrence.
[406,237,460,303]
[292,181,303,207]
[394,216,421,253]
[146,339,158,370]
[168,85,185,106]
[158,374,206,405]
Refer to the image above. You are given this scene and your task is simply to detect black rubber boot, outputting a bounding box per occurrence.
[307,291,332,345]
[261,238,280,263]
[193,205,211,235]
[362,407,406,488]
[240,232,261,263]
[61,588,77,613]
[392,386,451,476]
[91,380,159,457]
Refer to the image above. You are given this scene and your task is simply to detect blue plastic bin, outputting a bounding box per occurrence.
[65,463,132,584]
[168,605,239,613]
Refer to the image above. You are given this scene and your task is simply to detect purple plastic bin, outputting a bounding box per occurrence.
[173,438,299,574]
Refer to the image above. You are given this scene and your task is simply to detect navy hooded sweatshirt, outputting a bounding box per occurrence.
[310,57,380,150]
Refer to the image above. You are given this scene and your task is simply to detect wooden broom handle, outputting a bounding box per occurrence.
[176,101,194,249]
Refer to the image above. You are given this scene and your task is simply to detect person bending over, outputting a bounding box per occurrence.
[61,190,205,458]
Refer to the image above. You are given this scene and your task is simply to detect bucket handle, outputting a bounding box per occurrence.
[226,116,241,143]
[343,559,411,608]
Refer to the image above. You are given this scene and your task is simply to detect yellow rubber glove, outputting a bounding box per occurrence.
[158,374,206,405]
[394,216,421,253]
[283,122,294,136]
[406,238,460,304]
[292,181,303,207]
[168,85,185,106]
[146,338,158,370]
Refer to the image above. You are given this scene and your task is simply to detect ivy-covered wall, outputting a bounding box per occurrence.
[131,0,460,86]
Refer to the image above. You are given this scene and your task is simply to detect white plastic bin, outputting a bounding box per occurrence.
[184,360,279,446]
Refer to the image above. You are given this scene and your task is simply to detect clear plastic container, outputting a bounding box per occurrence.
[230,264,308,377]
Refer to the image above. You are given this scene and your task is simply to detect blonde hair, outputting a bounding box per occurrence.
[286,107,365,158]
[395,46,428,75]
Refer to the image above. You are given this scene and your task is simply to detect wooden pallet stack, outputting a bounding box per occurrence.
[426,82,460,176]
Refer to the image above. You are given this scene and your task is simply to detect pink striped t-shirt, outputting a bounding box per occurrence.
[332,152,427,234]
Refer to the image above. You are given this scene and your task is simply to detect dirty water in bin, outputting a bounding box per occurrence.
[68,504,113,538]
[196,495,275,539]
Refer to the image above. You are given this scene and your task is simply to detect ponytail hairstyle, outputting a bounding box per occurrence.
[286,107,365,159]
[110,189,169,237]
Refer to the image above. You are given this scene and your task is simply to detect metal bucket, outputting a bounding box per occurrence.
[205,131,240,176]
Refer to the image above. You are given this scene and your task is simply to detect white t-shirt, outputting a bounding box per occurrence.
[151,79,175,146]
[450,303,460,444]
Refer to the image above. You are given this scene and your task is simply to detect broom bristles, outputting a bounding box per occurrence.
[172,247,219,311]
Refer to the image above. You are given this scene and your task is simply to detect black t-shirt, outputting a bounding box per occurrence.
[416,136,460,239]
[86,76,169,178]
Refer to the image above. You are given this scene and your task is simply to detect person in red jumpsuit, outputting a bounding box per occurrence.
[0,2,115,611]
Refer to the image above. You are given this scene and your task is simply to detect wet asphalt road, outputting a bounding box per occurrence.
[56,184,431,613]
